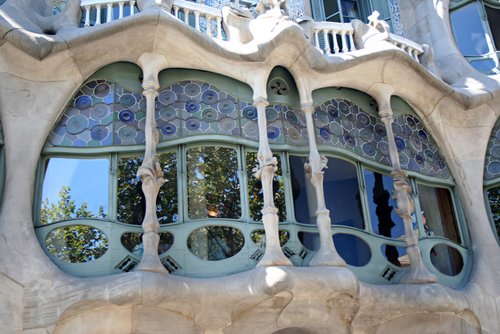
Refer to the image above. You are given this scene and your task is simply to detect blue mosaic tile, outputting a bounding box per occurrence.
[484,120,500,180]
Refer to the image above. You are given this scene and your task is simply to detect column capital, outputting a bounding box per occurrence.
[378,107,393,120]
[301,103,314,113]
[253,97,269,108]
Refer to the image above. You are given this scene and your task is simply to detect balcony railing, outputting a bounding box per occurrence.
[81,0,137,26]
[313,22,356,55]
[78,0,424,63]
[172,0,224,40]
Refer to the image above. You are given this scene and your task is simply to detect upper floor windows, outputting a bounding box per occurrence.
[450,0,500,74]
[310,0,395,30]
[35,65,468,287]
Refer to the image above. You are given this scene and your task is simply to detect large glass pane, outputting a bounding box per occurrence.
[450,3,491,56]
[290,156,364,227]
[187,226,245,261]
[418,184,461,243]
[117,153,178,225]
[41,158,109,224]
[45,225,108,263]
[187,146,241,219]
[341,0,360,21]
[364,170,405,238]
[158,152,179,224]
[486,186,500,241]
[323,157,364,228]
[290,155,314,224]
[324,0,340,20]
[246,152,286,222]
[485,5,500,50]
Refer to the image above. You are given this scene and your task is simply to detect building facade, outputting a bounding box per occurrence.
[0,0,499,333]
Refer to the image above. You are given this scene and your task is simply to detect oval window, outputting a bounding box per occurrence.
[298,232,371,267]
[45,225,108,263]
[430,244,464,276]
[120,232,174,256]
[187,226,244,261]
[250,229,290,248]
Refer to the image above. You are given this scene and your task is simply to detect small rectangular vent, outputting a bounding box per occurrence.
[161,256,181,273]
[250,249,264,262]
[282,246,295,258]
[116,256,138,273]
[381,265,398,282]
[298,247,309,259]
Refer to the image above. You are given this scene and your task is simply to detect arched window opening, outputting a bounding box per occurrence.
[35,65,468,287]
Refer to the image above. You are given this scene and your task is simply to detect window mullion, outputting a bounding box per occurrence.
[356,162,373,233]
[109,153,118,221]
[239,145,250,222]
[282,151,296,223]
[178,144,186,223]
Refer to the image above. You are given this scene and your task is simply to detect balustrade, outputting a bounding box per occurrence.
[172,0,225,40]
[388,33,424,63]
[81,0,136,27]
[313,22,356,55]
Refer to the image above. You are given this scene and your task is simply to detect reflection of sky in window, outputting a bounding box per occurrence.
[451,3,491,55]
[42,158,109,216]
[364,171,405,238]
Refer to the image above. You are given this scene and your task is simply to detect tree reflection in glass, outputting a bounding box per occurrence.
[117,152,178,225]
[187,147,241,219]
[187,226,244,261]
[246,152,286,222]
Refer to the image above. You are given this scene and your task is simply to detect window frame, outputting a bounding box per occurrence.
[449,0,500,74]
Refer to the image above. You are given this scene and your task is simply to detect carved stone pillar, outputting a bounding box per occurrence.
[372,85,437,283]
[135,53,169,273]
[254,97,292,267]
[303,105,346,267]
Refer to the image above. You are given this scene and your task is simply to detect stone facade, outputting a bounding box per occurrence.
[0,0,499,333]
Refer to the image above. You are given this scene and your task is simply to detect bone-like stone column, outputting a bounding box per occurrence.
[370,84,436,284]
[254,97,292,267]
[303,104,346,267]
[135,53,169,273]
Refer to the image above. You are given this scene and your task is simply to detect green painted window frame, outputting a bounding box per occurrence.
[310,0,394,30]
[450,0,500,74]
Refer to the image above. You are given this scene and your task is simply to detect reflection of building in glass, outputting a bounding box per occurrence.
[0,0,499,333]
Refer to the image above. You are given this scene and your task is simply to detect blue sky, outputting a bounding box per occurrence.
[42,158,109,216]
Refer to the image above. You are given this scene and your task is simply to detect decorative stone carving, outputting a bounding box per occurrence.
[371,85,437,284]
[137,0,173,11]
[253,98,292,267]
[303,105,346,267]
[351,11,391,49]
[135,53,170,273]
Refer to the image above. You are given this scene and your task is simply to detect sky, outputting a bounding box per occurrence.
[42,158,109,216]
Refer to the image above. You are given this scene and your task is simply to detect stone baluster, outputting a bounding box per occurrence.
[370,84,437,284]
[182,8,189,24]
[206,15,212,37]
[135,53,169,273]
[84,5,91,27]
[106,3,113,23]
[303,104,346,267]
[173,6,180,18]
[332,31,340,54]
[130,1,136,15]
[340,32,348,53]
[253,97,292,267]
[194,11,201,31]
[216,17,223,39]
[348,31,356,51]
[95,4,102,25]
[413,49,420,63]
[119,1,125,19]
[314,30,320,51]
[322,30,331,55]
